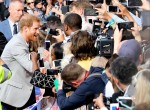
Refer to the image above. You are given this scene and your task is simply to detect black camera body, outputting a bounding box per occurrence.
[95,34,114,58]
[63,82,76,93]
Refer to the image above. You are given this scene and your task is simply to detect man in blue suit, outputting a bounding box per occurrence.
[0,0,24,41]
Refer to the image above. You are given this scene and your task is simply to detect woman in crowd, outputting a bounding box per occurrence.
[134,69,150,105]
[45,0,55,17]
[70,30,97,71]
[26,0,35,14]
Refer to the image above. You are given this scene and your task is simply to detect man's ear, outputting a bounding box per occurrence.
[23,26,29,32]
[64,24,68,32]
[71,81,78,85]
[139,54,144,64]
[113,76,119,84]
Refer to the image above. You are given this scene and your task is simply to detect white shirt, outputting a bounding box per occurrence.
[8,18,18,36]
[81,16,93,34]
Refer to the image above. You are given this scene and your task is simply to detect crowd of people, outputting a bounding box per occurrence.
[0,0,150,110]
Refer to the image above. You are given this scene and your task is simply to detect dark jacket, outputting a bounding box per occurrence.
[0,32,7,56]
[57,66,106,110]
[0,2,9,21]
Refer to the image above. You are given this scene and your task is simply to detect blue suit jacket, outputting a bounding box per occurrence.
[0,19,12,41]
[4,0,11,8]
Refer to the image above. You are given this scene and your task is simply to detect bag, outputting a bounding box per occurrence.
[30,69,55,88]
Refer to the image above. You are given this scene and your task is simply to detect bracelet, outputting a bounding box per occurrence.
[106,19,115,27]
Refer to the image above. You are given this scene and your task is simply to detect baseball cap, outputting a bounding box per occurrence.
[118,39,142,65]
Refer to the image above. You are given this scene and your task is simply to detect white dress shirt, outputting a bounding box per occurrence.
[8,18,18,36]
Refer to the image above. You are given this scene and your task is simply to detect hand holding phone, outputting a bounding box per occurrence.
[118,22,134,30]
[44,40,51,51]
[107,6,119,13]
[52,59,62,68]
[117,96,134,109]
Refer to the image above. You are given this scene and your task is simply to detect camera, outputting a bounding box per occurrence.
[47,28,59,36]
[92,20,102,36]
[95,33,114,58]
[63,82,76,93]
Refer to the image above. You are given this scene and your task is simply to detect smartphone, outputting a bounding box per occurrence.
[52,59,62,68]
[107,6,119,13]
[44,40,51,51]
[84,8,98,16]
[118,22,134,30]
[46,69,60,75]
[117,97,133,109]
[127,0,142,7]
[39,59,44,67]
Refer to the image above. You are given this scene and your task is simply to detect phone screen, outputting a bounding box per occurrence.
[45,40,51,51]
[118,22,134,30]
[47,69,60,75]
[119,99,132,107]
[108,6,118,12]
[53,59,62,68]
[128,0,142,7]
[39,59,44,67]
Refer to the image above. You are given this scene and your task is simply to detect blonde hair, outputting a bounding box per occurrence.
[19,14,40,31]
[134,69,150,105]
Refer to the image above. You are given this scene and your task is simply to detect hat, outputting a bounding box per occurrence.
[118,39,141,64]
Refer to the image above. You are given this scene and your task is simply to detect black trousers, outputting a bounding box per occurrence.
[1,87,37,110]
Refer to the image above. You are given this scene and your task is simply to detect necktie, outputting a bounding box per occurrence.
[13,24,17,35]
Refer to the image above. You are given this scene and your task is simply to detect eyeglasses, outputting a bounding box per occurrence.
[28,2,34,5]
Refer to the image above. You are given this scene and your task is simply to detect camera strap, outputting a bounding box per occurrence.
[87,72,109,85]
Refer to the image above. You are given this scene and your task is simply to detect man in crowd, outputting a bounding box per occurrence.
[0,0,24,41]
[70,1,93,33]
[53,13,82,43]
[110,57,138,97]
[56,62,106,110]
[0,14,40,109]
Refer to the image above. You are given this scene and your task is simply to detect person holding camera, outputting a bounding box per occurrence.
[93,57,138,109]
[56,61,107,110]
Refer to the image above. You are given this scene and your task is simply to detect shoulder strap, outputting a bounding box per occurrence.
[87,73,108,85]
